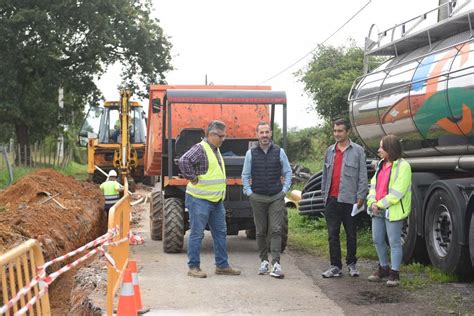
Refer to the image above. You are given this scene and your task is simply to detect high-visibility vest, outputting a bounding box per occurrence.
[367,158,412,221]
[100,180,120,207]
[186,141,226,202]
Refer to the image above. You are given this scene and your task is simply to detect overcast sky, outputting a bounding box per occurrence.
[97,0,448,129]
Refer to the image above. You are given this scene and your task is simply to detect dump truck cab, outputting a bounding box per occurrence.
[145,85,288,253]
[79,99,147,183]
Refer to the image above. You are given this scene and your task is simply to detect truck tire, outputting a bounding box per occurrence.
[149,189,163,241]
[163,197,185,253]
[470,213,474,270]
[424,188,471,275]
[402,184,428,263]
[245,228,256,239]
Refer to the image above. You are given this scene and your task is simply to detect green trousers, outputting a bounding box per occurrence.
[249,192,285,264]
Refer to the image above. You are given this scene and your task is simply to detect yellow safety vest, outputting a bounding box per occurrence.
[186,141,226,202]
[367,158,412,221]
[100,180,120,206]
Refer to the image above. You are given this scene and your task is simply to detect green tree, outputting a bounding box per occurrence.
[297,43,364,123]
[0,0,173,148]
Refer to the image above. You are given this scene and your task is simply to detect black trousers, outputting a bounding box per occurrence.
[325,197,357,268]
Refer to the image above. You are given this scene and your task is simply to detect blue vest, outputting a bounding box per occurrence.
[251,144,282,195]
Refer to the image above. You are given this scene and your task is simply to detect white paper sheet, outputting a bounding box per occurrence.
[351,204,365,217]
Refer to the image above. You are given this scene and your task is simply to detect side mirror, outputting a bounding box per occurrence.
[152,98,161,113]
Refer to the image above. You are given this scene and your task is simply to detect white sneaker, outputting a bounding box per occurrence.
[321,265,342,278]
[258,260,270,275]
[348,263,360,277]
[270,262,284,278]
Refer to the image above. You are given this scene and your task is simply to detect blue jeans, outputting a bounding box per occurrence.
[186,194,229,269]
[372,216,403,271]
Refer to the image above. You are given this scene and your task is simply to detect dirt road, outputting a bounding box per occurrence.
[133,211,343,315]
[114,186,474,315]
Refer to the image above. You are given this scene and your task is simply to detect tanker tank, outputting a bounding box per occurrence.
[299,3,474,276]
[349,8,474,170]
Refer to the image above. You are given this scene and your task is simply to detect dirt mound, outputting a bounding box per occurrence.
[0,168,105,260]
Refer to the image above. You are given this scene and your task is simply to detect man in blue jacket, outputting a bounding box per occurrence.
[242,122,292,278]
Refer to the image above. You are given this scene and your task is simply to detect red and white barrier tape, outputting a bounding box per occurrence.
[2,226,144,315]
[14,284,48,316]
[1,227,119,315]
[38,227,118,273]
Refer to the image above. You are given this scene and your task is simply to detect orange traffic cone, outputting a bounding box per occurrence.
[117,268,137,316]
[128,260,150,314]
[128,260,143,310]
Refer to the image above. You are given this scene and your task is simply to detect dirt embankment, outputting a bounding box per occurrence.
[0,169,105,314]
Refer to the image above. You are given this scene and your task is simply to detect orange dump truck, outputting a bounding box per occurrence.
[145,85,288,253]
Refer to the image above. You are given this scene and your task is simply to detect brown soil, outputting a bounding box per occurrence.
[68,184,149,315]
[0,169,105,315]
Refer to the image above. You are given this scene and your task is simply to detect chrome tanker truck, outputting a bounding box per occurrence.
[300,1,474,275]
[351,1,474,275]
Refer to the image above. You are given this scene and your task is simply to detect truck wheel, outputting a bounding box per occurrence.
[402,184,428,263]
[470,213,474,270]
[245,228,256,239]
[149,189,163,241]
[281,208,289,253]
[424,188,471,275]
[163,197,185,253]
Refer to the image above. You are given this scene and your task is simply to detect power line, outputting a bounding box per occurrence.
[260,0,372,84]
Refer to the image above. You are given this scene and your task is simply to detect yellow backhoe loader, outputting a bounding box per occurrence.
[79,90,150,187]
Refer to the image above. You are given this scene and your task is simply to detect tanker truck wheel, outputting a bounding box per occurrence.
[470,212,474,270]
[163,197,185,253]
[424,188,471,275]
[149,189,163,241]
[402,184,428,263]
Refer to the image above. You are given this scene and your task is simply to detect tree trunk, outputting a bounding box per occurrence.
[15,122,31,166]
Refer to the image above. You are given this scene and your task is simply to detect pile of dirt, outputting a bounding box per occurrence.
[0,169,106,314]
[0,168,105,259]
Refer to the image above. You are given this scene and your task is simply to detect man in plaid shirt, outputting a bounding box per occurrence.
[178,120,241,278]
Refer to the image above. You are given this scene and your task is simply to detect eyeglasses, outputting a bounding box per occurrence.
[210,132,226,139]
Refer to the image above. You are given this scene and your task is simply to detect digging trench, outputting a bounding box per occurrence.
[0,169,106,315]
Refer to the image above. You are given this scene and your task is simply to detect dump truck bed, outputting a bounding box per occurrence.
[145,85,273,176]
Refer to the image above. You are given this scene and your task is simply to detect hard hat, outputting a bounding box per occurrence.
[108,170,117,177]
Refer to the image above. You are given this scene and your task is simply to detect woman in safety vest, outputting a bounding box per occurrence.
[366,134,412,287]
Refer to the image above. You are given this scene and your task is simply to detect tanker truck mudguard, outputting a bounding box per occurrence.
[144,85,288,253]
[345,2,474,275]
